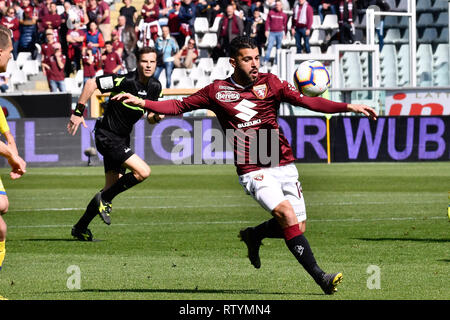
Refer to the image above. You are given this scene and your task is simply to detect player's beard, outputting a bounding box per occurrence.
[235,67,259,87]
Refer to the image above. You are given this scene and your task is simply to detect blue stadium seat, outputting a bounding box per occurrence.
[416,0,432,13]
[418,28,439,44]
[417,13,435,29]
[435,12,448,27]
[431,0,448,12]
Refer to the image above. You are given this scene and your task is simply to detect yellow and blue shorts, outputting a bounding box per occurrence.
[0,178,6,196]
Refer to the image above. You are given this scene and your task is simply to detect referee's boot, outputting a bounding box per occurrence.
[239,227,262,269]
[94,192,112,225]
[318,272,343,295]
[71,226,94,241]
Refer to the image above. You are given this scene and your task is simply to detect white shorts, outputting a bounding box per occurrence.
[238,163,307,222]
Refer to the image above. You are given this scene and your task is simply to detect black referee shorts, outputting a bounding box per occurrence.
[95,128,134,174]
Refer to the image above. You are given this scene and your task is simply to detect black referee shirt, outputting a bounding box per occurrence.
[96,72,162,137]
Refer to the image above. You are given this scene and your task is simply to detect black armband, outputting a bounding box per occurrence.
[73,103,86,117]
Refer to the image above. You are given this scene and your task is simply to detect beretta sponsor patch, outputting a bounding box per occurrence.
[216,91,240,102]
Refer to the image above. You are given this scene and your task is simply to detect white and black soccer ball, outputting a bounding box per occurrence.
[293,60,331,97]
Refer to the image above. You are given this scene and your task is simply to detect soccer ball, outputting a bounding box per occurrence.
[293,60,331,97]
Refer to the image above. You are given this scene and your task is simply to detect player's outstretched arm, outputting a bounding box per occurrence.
[67,78,99,135]
[112,92,145,108]
[347,104,378,120]
[0,141,26,180]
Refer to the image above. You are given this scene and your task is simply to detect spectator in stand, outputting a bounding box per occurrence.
[111,29,124,61]
[173,36,197,69]
[263,0,287,65]
[1,6,20,59]
[66,19,86,73]
[41,2,62,41]
[250,0,264,15]
[72,0,89,29]
[115,15,136,72]
[41,29,58,64]
[86,0,101,25]
[308,0,321,13]
[84,20,104,55]
[97,0,111,41]
[37,0,52,41]
[168,0,183,48]
[337,0,355,44]
[81,45,98,83]
[60,1,72,76]
[101,41,122,75]
[291,0,313,53]
[178,0,196,41]
[119,0,138,27]
[245,8,265,57]
[318,0,337,23]
[18,0,38,58]
[154,24,178,88]
[43,46,67,92]
[196,0,220,28]
[141,0,160,41]
[217,4,244,57]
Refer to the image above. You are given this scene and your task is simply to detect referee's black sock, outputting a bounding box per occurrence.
[74,195,99,230]
[101,172,141,203]
[254,218,284,241]
[283,224,325,283]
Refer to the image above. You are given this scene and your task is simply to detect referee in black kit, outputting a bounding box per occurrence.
[67,46,163,241]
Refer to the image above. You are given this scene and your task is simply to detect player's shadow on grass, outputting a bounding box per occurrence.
[80,288,314,296]
[354,237,450,243]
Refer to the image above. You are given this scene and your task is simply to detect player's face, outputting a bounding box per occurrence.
[230,47,260,85]
[138,52,157,78]
[0,41,13,73]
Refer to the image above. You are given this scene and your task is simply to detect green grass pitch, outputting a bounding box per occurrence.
[0,162,448,300]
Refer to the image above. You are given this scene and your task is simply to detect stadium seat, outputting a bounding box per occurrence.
[312,15,321,29]
[15,52,31,69]
[431,0,448,12]
[171,67,188,80]
[174,77,194,89]
[397,44,410,86]
[197,33,218,49]
[383,28,402,44]
[380,45,397,87]
[194,75,211,88]
[194,17,209,34]
[416,0,432,12]
[435,12,448,27]
[10,70,26,87]
[433,43,449,66]
[320,14,339,30]
[394,0,408,11]
[209,16,223,33]
[416,13,435,29]
[197,57,214,74]
[416,44,433,87]
[209,67,227,81]
[22,59,39,78]
[6,59,19,74]
[309,29,326,45]
[436,27,448,43]
[383,15,398,29]
[188,67,205,81]
[397,16,410,30]
[418,28,438,44]
[74,69,83,87]
[433,64,449,86]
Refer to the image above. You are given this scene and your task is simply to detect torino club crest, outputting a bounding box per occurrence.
[252,84,268,99]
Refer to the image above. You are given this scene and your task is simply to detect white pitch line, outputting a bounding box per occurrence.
[7,216,446,229]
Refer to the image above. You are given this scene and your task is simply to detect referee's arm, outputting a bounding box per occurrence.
[67,78,98,135]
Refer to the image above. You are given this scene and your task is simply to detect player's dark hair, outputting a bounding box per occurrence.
[0,25,11,49]
[137,46,157,61]
[229,36,257,59]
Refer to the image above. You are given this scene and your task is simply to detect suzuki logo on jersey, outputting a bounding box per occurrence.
[216,91,240,102]
[234,99,258,122]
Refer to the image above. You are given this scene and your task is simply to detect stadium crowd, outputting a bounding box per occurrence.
[0,0,386,91]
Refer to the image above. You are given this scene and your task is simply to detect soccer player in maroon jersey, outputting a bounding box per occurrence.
[111,36,377,294]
